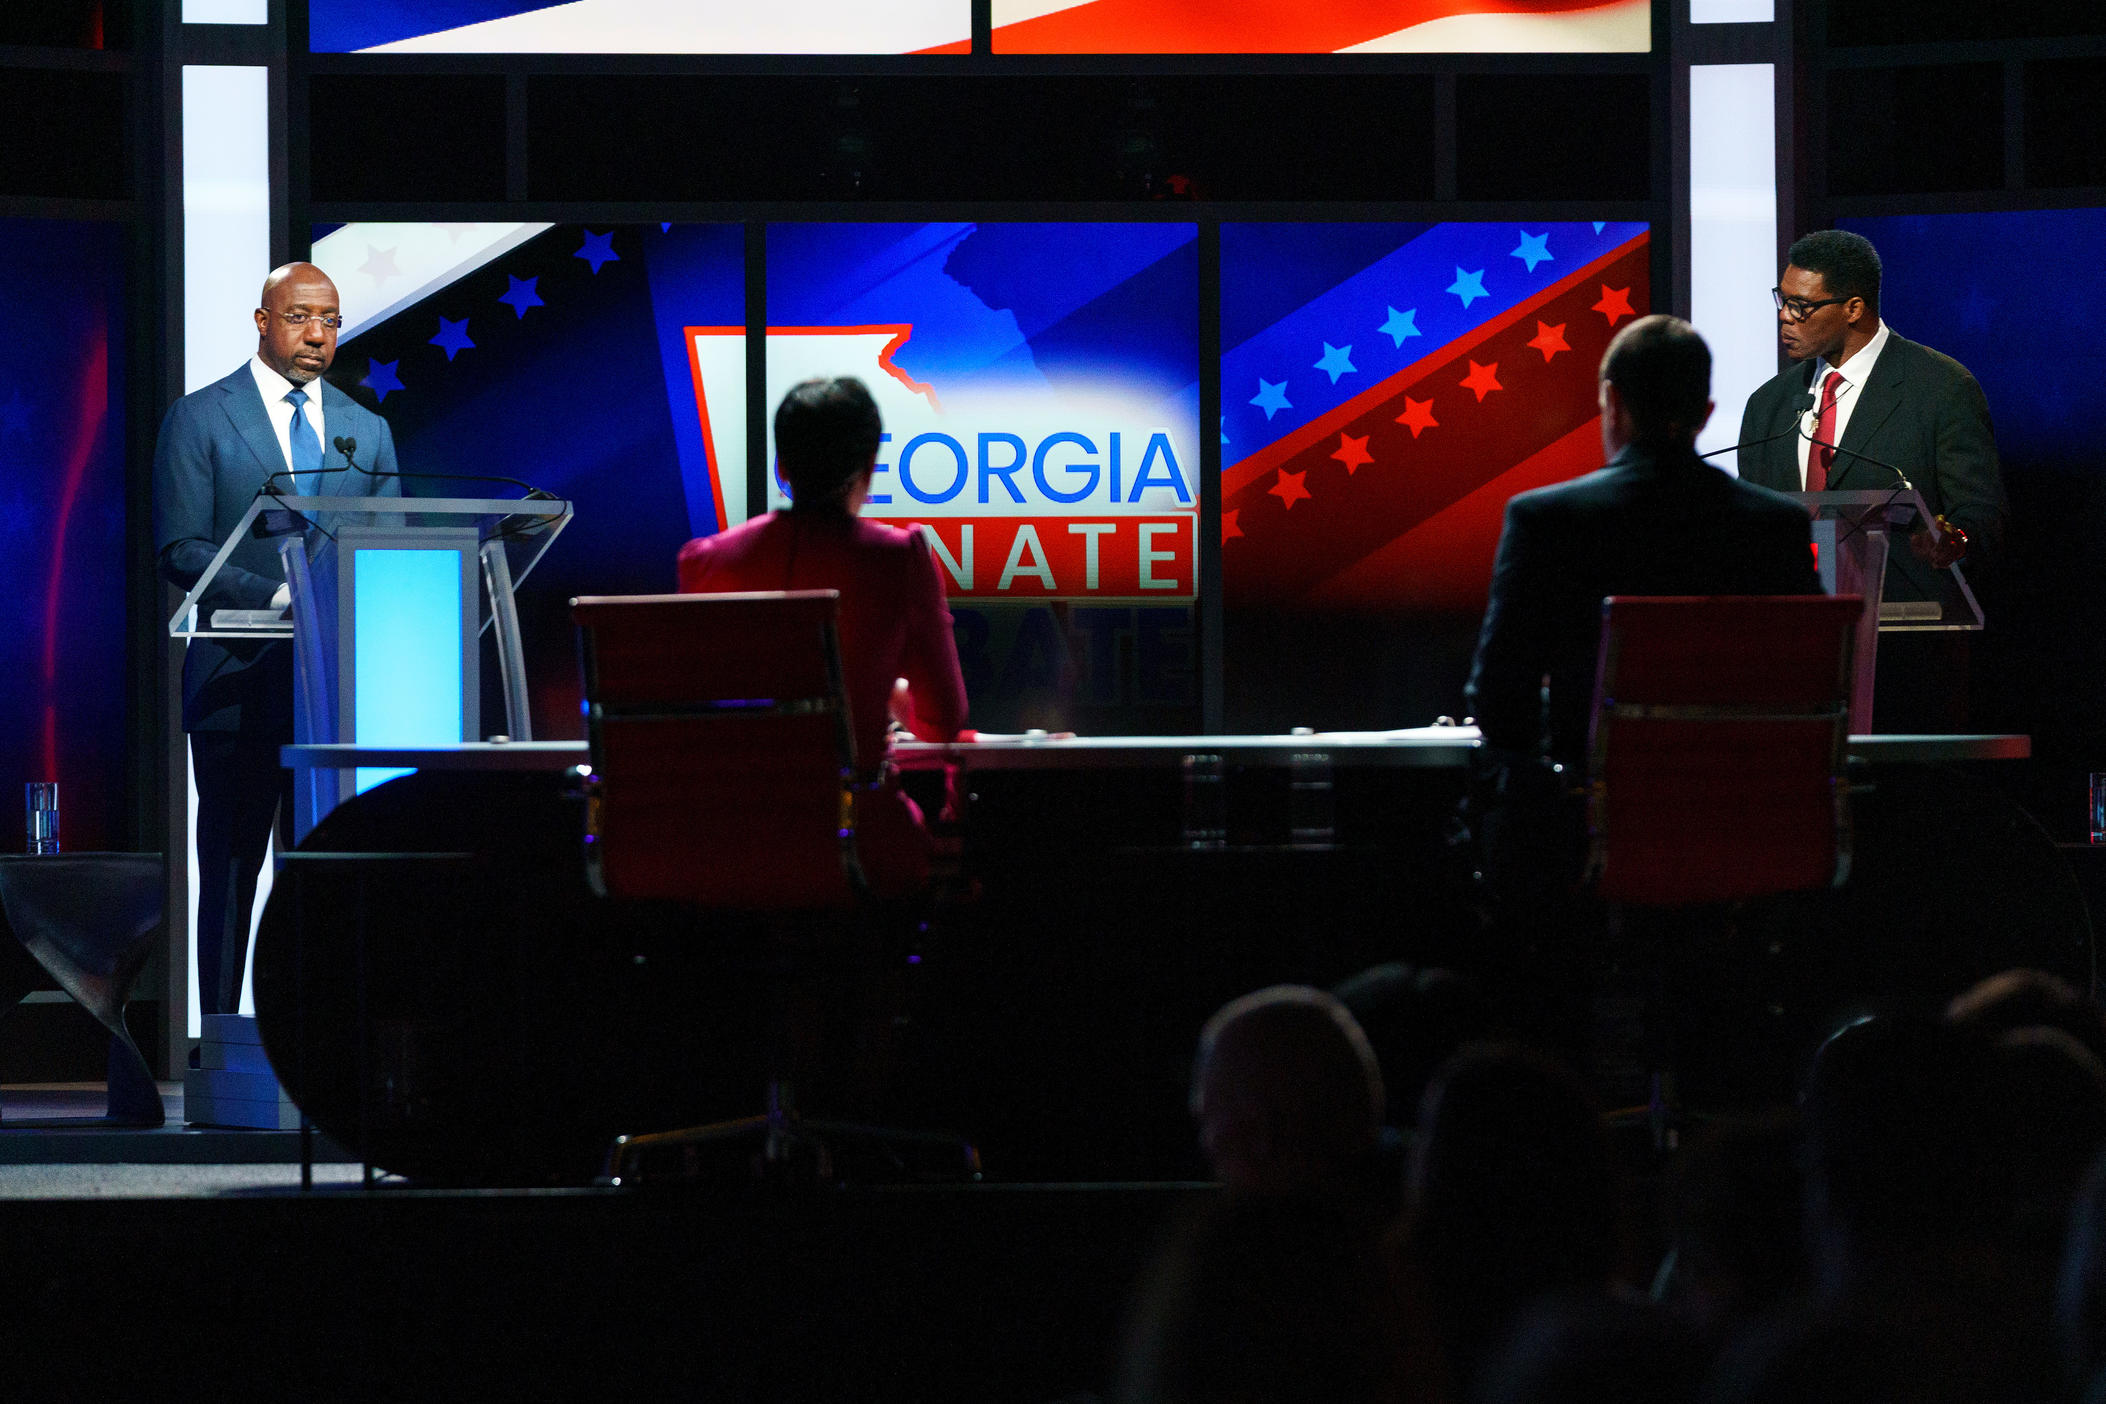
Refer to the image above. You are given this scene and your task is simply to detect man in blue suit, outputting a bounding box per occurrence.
[153,261,402,1015]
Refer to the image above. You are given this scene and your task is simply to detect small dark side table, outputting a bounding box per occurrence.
[0,854,165,1126]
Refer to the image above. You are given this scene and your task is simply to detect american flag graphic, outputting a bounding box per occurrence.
[991,0,1648,54]
[1222,221,1651,613]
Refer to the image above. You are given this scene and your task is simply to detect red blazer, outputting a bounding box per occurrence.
[676,510,969,896]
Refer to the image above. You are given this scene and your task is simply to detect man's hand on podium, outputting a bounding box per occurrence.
[1908,516,1969,570]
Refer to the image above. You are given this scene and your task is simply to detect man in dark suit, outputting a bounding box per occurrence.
[1466,315,1819,771]
[153,261,402,1015]
[1737,230,2006,728]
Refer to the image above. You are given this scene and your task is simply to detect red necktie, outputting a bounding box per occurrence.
[1808,369,1843,491]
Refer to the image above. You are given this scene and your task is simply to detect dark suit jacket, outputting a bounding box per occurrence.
[152,364,403,734]
[1736,330,2006,605]
[1465,443,1821,766]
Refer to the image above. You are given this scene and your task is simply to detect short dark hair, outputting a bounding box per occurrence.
[1787,229,1882,313]
[774,376,882,509]
[1599,315,1711,446]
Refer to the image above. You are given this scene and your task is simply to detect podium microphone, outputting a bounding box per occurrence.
[1697,391,1817,462]
[334,434,544,496]
[1796,422,1913,492]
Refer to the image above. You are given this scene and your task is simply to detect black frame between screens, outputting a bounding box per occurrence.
[280,4,1676,732]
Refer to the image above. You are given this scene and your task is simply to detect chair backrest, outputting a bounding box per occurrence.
[1586,594,1863,906]
[573,591,864,910]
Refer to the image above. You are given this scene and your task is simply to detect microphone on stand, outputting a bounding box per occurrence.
[1697,391,1817,462]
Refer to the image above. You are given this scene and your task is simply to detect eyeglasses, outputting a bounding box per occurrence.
[1770,289,1849,323]
[261,309,344,330]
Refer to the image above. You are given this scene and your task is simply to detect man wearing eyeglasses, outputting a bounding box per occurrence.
[1737,229,2006,729]
[152,262,402,1019]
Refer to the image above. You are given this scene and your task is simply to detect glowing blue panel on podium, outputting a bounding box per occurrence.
[353,547,464,794]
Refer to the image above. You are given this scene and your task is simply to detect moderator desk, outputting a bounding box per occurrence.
[283,730,2032,776]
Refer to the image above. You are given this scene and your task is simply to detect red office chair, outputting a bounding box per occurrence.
[1586,595,1863,907]
[575,590,864,911]
[1582,594,1862,1137]
[572,591,978,1186]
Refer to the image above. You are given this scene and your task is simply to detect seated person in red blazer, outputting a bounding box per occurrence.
[676,377,969,898]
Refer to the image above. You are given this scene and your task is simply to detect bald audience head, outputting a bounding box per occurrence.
[1191,984,1385,1196]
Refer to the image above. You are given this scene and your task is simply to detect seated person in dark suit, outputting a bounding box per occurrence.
[1466,314,1821,769]
[675,377,968,899]
[1461,316,1820,896]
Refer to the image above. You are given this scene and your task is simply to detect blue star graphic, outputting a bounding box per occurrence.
[1379,306,1420,347]
[1593,221,1606,234]
[575,229,619,274]
[1220,416,1229,446]
[361,358,405,403]
[1447,267,1489,307]
[1313,342,1357,384]
[1250,378,1292,420]
[659,222,672,232]
[499,275,544,319]
[1510,230,1553,272]
[429,316,475,361]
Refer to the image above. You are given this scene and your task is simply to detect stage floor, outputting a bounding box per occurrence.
[0,1082,365,1192]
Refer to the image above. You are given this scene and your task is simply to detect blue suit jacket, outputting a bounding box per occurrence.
[152,364,403,734]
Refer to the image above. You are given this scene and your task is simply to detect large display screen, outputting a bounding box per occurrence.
[310,1,972,53]
[311,219,1201,735]
[315,221,746,735]
[991,0,1649,54]
[0,218,128,851]
[1221,219,1651,728]
[762,222,1201,731]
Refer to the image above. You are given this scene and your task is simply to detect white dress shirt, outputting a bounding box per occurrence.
[247,354,327,480]
[1795,319,1891,488]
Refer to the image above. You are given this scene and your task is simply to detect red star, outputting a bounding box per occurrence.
[1269,468,1311,510]
[1330,432,1374,474]
[1395,397,1438,438]
[1460,360,1503,402]
[1528,321,1570,361]
[1222,508,1243,541]
[1593,285,1635,325]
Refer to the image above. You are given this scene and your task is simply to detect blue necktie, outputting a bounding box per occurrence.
[286,387,323,495]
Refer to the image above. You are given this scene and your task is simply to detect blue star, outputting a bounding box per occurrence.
[1510,230,1553,272]
[1220,416,1229,446]
[1379,306,1420,347]
[659,222,672,232]
[1447,267,1489,307]
[361,358,404,403]
[1250,379,1292,420]
[1313,342,1357,384]
[429,316,475,361]
[499,275,543,319]
[1593,221,1606,234]
[575,229,619,273]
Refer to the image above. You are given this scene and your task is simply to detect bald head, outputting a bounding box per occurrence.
[1192,985,1384,1196]
[254,262,341,385]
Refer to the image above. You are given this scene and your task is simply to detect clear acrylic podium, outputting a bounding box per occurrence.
[1797,488,1984,730]
[167,493,572,842]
